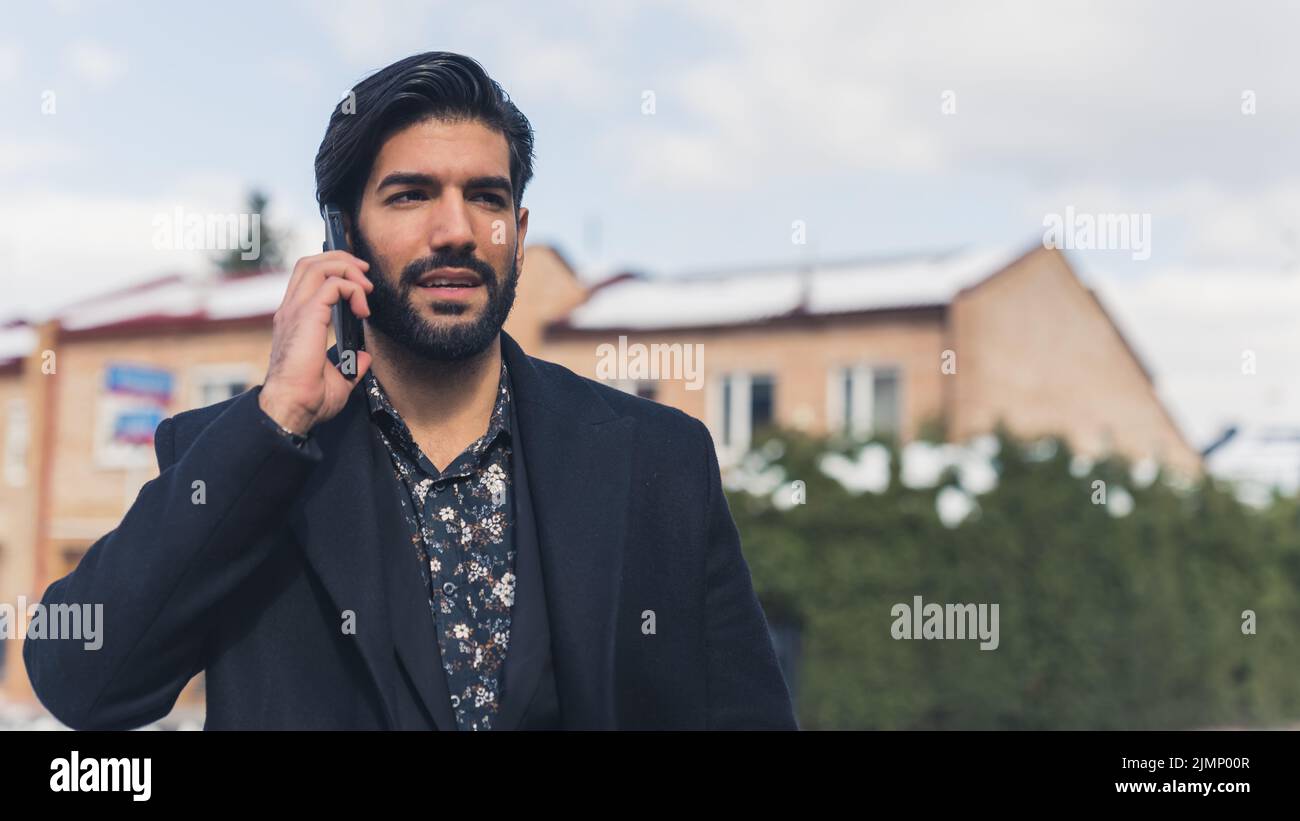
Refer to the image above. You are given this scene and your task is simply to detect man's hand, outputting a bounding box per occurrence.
[259,250,375,436]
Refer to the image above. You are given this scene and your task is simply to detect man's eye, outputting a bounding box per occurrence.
[472,193,506,206]
[390,191,426,203]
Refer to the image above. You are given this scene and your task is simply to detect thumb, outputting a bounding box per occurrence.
[323,350,371,404]
[354,350,373,383]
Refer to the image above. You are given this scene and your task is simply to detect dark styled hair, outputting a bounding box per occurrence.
[314,51,535,225]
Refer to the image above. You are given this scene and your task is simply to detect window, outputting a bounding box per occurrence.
[0,542,5,681]
[827,364,902,439]
[189,364,257,410]
[751,374,775,433]
[199,378,247,407]
[841,369,854,435]
[3,399,28,486]
[606,379,658,402]
[721,378,732,446]
[872,369,900,435]
[95,364,175,470]
[59,544,89,578]
[711,371,777,457]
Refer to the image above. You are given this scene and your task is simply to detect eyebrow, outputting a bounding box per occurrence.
[375,172,513,197]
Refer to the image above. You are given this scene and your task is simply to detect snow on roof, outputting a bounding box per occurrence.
[57,270,291,332]
[45,243,1037,335]
[206,271,293,320]
[50,242,577,333]
[0,323,37,361]
[565,245,1032,331]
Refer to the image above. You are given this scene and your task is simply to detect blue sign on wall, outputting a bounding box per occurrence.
[104,364,174,403]
[111,406,164,445]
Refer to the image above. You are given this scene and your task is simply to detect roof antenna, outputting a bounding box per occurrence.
[796,236,817,313]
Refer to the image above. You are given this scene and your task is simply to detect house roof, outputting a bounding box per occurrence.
[16,241,1163,408]
[47,241,1036,336]
[559,244,1033,332]
[52,242,582,336]
[0,320,37,370]
[54,269,291,334]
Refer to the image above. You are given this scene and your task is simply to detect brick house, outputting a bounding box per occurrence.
[543,243,1201,474]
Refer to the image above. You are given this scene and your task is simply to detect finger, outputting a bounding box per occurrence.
[324,349,372,396]
[286,251,371,306]
[312,277,369,321]
[295,259,371,310]
[313,250,371,276]
[281,255,313,311]
[354,350,373,381]
[348,281,370,317]
[327,264,374,295]
[294,254,370,303]
[308,262,373,308]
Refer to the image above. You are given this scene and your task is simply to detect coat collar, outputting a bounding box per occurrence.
[287,330,637,729]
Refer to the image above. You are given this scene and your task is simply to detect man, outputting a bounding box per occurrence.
[24,51,797,731]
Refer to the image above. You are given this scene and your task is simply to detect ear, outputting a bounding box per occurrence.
[342,209,355,249]
[515,206,530,265]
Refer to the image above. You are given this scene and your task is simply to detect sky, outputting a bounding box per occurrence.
[3,0,1300,451]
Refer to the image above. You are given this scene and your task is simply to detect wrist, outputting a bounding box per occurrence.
[257,386,313,437]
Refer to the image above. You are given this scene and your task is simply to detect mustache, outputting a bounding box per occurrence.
[400,254,497,288]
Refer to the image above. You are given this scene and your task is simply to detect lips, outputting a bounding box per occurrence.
[417,268,482,288]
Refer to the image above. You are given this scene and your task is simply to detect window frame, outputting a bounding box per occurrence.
[826,361,904,440]
[708,370,777,462]
[187,363,258,410]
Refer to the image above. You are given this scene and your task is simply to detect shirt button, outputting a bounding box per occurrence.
[443,582,456,596]
[433,481,446,492]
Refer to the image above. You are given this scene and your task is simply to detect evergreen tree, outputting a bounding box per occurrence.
[212,189,289,276]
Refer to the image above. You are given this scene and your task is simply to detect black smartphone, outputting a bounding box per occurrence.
[321,203,365,378]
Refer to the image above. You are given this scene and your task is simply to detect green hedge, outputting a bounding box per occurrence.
[733,427,1300,729]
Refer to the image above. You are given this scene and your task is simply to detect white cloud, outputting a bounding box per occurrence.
[603,1,941,190]
[1092,264,1300,446]
[0,43,20,85]
[295,0,455,67]
[263,56,317,89]
[49,0,104,15]
[1023,179,1300,270]
[491,35,616,109]
[293,0,634,109]
[66,41,126,88]
[591,0,1300,192]
[0,137,80,176]
[0,176,298,320]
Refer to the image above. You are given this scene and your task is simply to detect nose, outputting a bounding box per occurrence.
[424,188,476,256]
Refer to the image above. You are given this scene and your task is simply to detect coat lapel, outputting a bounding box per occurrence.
[288,332,636,731]
[372,422,460,731]
[288,346,456,730]
[498,331,637,729]
[284,373,399,726]
[492,389,548,731]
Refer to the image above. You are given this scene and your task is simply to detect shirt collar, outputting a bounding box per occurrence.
[363,355,512,461]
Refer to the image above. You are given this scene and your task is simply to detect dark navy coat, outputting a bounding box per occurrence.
[25,330,798,730]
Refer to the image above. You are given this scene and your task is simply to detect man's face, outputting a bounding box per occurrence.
[351,116,529,361]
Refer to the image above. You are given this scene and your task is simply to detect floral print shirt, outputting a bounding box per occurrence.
[363,358,515,731]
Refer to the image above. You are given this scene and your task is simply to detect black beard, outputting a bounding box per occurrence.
[352,226,519,362]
